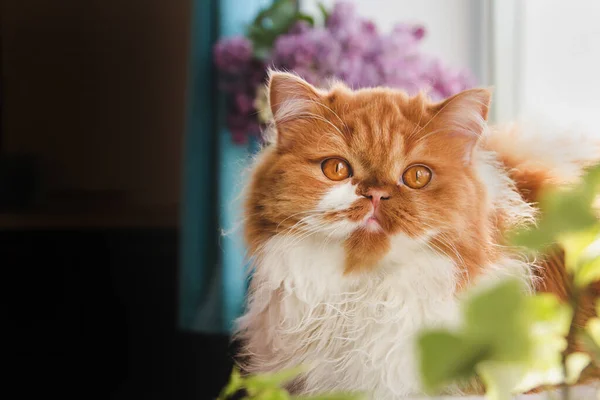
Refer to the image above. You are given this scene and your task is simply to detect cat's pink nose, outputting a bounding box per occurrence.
[364,189,390,209]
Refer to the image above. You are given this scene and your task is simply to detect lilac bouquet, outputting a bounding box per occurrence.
[214,1,475,144]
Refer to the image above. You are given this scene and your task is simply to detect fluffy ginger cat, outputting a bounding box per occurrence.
[234,71,600,399]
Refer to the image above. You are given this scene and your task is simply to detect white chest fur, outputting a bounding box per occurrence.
[237,234,464,399]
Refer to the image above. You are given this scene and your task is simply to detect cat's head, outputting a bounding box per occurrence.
[245,71,496,274]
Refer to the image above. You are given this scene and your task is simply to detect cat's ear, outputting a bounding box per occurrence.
[268,71,324,150]
[429,88,492,164]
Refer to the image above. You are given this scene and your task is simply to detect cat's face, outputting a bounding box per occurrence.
[245,72,494,273]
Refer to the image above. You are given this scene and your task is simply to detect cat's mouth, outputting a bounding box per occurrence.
[363,212,383,232]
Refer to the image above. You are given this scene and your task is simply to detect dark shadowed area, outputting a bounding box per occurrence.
[1,1,230,398]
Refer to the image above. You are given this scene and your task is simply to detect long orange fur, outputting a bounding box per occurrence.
[239,71,600,392]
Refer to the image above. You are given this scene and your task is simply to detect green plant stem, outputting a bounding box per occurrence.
[560,281,587,400]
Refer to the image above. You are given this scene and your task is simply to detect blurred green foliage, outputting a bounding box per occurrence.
[509,164,600,261]
[247,0,319,59]
[419,163,600,399]
[217,367,364,400]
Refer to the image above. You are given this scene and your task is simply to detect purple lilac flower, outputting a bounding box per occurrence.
[271,28,342,86]
[288,20,311,35]
[213,0,476,144]
[213,36,253,74]
[423,59,477,100]
[214,36,267,144]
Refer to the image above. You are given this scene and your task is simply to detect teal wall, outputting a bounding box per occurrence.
[180,0,271,333]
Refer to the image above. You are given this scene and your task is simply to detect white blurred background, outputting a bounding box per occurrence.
[303,0,600,133]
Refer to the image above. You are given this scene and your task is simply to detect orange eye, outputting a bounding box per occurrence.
[321,158,352,181]
[402,165,432,189]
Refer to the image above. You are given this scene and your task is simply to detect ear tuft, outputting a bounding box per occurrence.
[428,88,493,164]
[268,71,322,123]
[433,87,492,126]
[267,71,325,150]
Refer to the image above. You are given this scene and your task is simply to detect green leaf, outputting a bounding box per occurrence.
[520,293,570,383]
[295,13,315,26]
[246,0,304,59]
[253,45,272,60]
[245,366,306,391]
[509,163,600,253]
[510,197,597,252]
[572,227,600,287]
[418,330,489,391]
[559,224,600,275]
[508,228,553,253]
[582,163,600,196]
[219,367,243,399]
[293,393,366,400]
[418,281,571,395]
[526,293,572,337]
[560,226,599,271]
[565,352,591,384]
[543,187,597,231]
[255,388,291,400]
[476,361,525,400]
[317,2,330,23]
[579,329,600,365]
[575,254,600,287]
[587,317,600,347]
[463,280,531,362]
